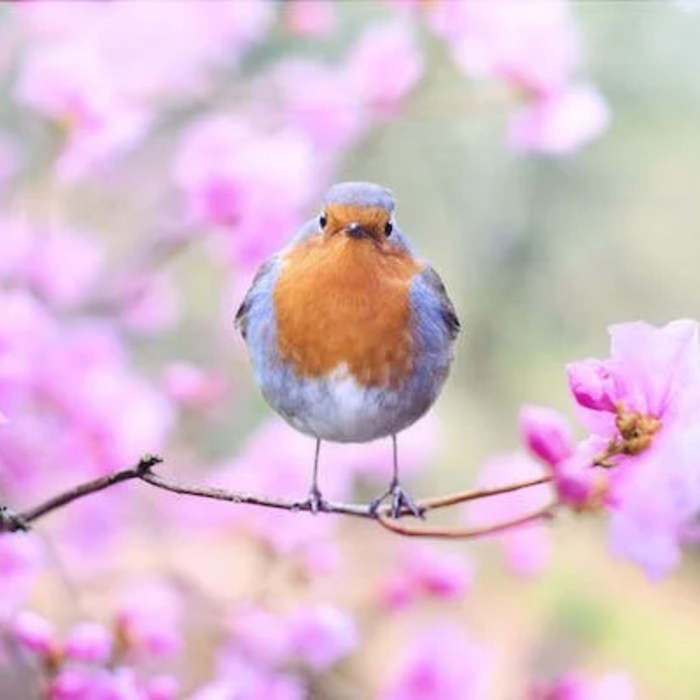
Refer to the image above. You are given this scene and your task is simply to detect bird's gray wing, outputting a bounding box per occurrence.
[234,256,277,340]
[414,265,461,341]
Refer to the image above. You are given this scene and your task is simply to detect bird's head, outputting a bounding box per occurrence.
[317,182,410,253]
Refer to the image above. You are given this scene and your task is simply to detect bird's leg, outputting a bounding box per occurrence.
[369,434,424,519]
[300,438,328,514]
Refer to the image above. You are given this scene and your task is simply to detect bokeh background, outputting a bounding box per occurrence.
[1,1,699,698]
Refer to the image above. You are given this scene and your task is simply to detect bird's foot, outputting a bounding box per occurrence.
[296,486,329,515]
[369,482,424,519]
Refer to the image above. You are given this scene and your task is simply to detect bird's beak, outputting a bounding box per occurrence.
[344,222,370,239]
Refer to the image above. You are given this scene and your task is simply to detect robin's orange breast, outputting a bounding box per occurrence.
[273,234,422,388]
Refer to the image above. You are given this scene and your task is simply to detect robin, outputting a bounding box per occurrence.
[235,182,460,517]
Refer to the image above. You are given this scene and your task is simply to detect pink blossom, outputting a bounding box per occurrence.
[429,0,580,95]
[229,606,292,667]
[173,115,316,268]
[283,1,336,37]
[508,85,610,155]
[531,670,636,700]
[0,533,42,619]
[286,603,358,671]
[116,580,182,657]
[566,358,619,412]
[162,362,228,409]
[145,675,180,700]
[566,320,700,577]
[520,404,575,466]
[13,610,58,657]
[117,271,181,334]
[272,59,367,150]
[15,42,150,181]
[380,623,490,700]
[64,621,112,664]
[344,20,423,118]
[189,673,305,700]
[468,454,552,576]
[48,666,141,700]
[380,543,473,605]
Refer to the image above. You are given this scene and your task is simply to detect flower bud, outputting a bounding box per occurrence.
[64,622,112,664]
[566,358,618,411]
[519,405,574,466]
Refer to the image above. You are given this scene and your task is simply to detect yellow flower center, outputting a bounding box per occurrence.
[594,401,662,467]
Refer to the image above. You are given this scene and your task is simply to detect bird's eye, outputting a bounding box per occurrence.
[384,221,393,236]
[319,213,327,229]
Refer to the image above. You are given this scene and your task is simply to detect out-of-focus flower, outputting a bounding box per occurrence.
[379,543,473,609]
[344,20,423,118]
[48,666,141,700]
[14,42,150,181]
[272,59,367,150]
[145,675,180,700]
[428,0,580,95]
[565,320,700,578]
[229,606,292,667]
[530,670,636,700]
[13,610,59,657]
[116,580,182,657]
[0,218,104,309]
[468,454,552,577]
[173,115,316,268]
[508,84,610,155]
[163,362,228,410]
[286,603,358,671]
[117,271,181,334]
[189,672,305,700]
[380,623,490,700]
[283,0,336,37]
[64,621,112,664]
[0,533,42,620]
[520,404,574,466]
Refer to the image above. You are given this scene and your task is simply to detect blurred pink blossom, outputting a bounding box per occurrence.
[0,218,104,309]
[48,666,141,700]
[145,675,180,700]
[380,623,490,700]
[272,59,367,150]
[117,271,181,334]
[468,454,552,577]
[229,606,293,667]
[64,621,113,664]
[429,0,580,95]
[530,670,636,700]
[13,609,58,657]
[344,20,423,118]
[287,603,358,671]
[116,580,182,657]
[379,543,473,609]
[0,533,42,620]
[283,1,336,37]
[509,85,610,155]
[566,320,700,577]
[520,404,575,466]
[163,362,229,410]
[173,115,316,268]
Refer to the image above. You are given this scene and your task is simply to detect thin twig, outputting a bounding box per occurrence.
[0,455,556,540]
[376,502,558,538]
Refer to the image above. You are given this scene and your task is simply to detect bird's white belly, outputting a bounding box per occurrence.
[260,363,430,443]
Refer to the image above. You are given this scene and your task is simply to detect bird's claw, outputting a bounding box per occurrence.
[296,487,328,515]
[369,483,424,519]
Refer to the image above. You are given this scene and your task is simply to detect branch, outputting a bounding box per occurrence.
[0,456,556,540]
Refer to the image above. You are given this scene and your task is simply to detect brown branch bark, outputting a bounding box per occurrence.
[0,455,556,540]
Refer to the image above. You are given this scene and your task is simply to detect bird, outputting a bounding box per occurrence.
[235,182,460,518]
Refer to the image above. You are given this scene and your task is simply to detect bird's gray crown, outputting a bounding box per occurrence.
[323,181,395,212]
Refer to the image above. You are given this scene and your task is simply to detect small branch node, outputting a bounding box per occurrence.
[137,454,163,475]
[0,506,30,533]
